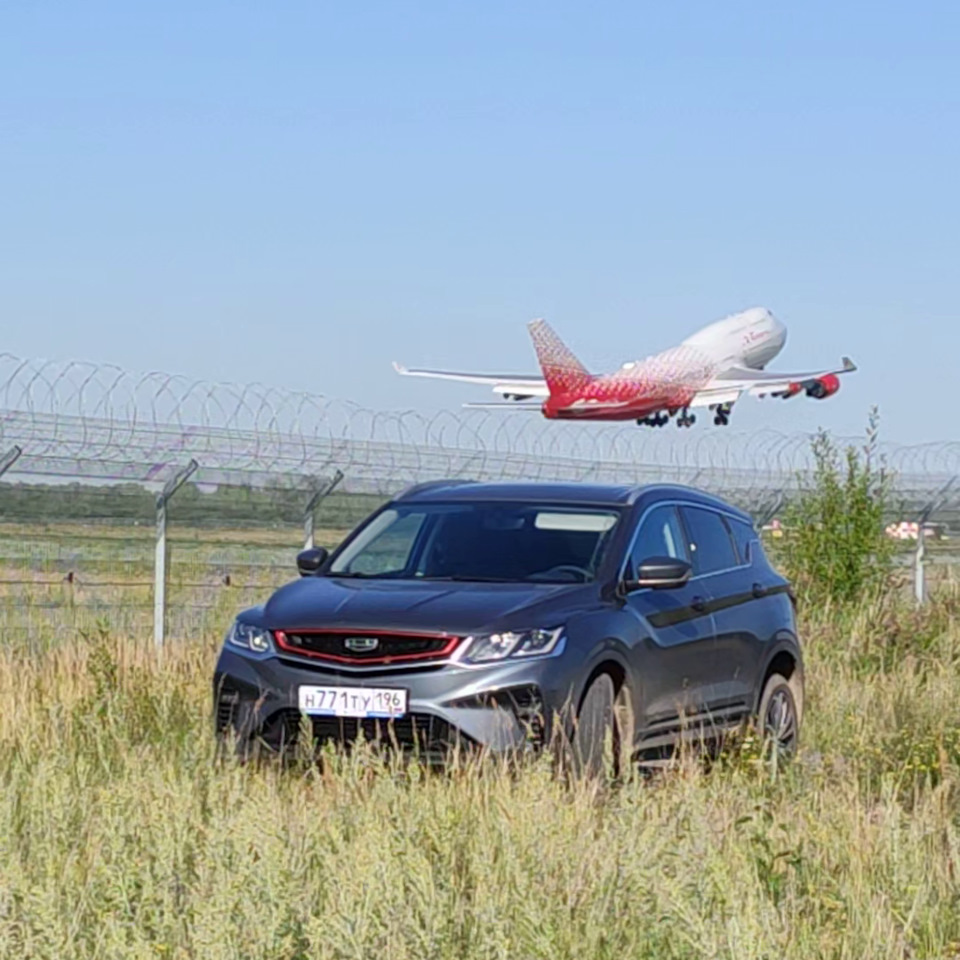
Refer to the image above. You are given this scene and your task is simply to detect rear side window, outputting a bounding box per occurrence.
[628,505,688,578]
[679,506,738,575]
[729,518,758,565]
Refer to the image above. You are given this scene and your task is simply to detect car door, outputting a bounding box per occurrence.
[622,503,719,736]
[676,505,753,722]
[725,515,795,705]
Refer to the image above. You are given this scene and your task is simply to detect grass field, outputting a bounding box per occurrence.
[0,521,354,649]
[2,567,960,958]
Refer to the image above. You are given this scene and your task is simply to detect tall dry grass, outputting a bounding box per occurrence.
[2,594,960,959]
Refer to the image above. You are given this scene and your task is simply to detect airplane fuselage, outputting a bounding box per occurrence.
[543,307,787,421]
[395,305,852,429]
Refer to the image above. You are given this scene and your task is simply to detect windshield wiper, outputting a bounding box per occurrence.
[328,573,524,583]
[419,575,517,583]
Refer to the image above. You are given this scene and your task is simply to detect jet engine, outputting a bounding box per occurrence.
[805,374,841,399]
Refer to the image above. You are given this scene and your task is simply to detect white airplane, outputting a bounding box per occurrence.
[394,307,856,427]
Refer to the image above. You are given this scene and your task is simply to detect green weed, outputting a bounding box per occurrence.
[777,408,894,605]
[1,591,960,958]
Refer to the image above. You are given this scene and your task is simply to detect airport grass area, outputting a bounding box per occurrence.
[3,437,960,960]
[2,588,960,959]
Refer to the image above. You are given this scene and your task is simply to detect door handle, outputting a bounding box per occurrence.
[691,596,707,612]
[752,582,767,599]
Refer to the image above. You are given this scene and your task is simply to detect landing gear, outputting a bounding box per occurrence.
[638,413,669,427]
[638,404,725,429]
[712,402,733,427]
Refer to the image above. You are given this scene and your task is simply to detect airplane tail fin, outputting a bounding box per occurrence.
[527,319,592,395]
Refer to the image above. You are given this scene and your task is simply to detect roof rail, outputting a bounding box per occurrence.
[394,478,474,500]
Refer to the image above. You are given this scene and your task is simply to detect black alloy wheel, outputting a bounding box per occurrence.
[758,673,799,761]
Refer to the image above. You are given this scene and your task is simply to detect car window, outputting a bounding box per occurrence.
[344,510,427,575]
[679,506,738,575]
[728,518,757,565]
[628,505,688,578]
[331,502,620,582]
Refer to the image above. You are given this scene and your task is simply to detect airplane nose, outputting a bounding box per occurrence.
[770,312,788,346]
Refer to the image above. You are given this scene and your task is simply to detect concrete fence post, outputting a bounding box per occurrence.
[303,469,344,550]
[913,475,959,607]
[154,459,199,648]
[914,526,926,606]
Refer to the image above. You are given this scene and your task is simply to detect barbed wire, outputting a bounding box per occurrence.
[1,353,960,517]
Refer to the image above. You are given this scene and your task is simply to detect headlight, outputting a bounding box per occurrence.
[456,627,564,664]
[227,621,274,655]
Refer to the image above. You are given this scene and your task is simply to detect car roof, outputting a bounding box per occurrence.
[397,480,639,505]
[395,480,753,521]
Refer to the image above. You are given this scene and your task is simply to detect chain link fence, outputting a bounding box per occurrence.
[2,353,960,646]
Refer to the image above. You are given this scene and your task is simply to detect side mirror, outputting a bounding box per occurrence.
[296,547,328,577]
[621,556,692,593]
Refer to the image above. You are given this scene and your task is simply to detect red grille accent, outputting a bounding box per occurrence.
[274,628,461,665]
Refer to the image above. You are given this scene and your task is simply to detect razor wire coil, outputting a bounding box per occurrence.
[1,353,959,519]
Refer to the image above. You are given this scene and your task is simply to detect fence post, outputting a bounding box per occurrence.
[0,445,23,479]
[912,475,958,606]
[914,525,926,606]
[303,469,344,550]
[154,459,198,648]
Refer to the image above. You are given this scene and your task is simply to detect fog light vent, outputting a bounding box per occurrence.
[449,684,546,746]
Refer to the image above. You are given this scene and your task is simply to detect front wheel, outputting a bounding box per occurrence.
[571,674,634,779]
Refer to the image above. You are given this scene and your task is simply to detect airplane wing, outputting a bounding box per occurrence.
[688,387,745,409]
[392,362,550,397]
[691,357,857,406]
[462,401,543,410]
[709,357,857,395]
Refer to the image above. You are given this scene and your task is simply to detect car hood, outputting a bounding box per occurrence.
[252,576,598,635]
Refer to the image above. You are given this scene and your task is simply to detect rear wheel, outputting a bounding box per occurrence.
[757,673,800,762]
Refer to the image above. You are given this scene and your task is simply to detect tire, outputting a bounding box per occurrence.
[756,673,800,762]
[572,673,618,779]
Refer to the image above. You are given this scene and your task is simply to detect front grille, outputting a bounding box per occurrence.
[263,709,467,755]
[275,629,458,665]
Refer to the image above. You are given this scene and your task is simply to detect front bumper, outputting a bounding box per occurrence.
[214,646,577,757]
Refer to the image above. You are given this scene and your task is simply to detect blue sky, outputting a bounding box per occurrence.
[2,1,958,443]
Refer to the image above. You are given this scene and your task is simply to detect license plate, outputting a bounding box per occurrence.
[298,685,408,719]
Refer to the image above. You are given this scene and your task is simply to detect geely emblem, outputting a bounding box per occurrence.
[344,636,379,653]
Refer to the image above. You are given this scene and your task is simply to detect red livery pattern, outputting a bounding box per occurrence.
[395,306,856,429]
[531,319,716,422]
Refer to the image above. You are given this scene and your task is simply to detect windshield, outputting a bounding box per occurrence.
[329,502,621,583]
